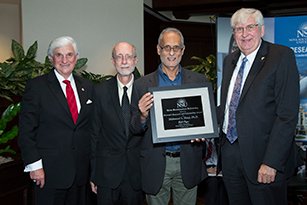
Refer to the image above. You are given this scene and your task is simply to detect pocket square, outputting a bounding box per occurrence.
[86,99,92,104]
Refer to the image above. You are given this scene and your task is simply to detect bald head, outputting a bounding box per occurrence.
[112,42,137,59]
[111,42,138,77]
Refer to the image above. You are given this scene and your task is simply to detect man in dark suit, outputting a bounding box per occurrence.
[90,42,143,204]
[18,36,94,205]
[202,138,228,205]
[218,8,300,204]
[130,27,207,205]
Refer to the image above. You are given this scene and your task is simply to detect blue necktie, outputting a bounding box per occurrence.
[226,57,247,143]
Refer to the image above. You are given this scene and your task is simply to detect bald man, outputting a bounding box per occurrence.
[90,42,143,205]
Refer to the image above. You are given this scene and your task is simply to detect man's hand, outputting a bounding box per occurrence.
[257,164,277,184]
[206,166,217,174]
[30,168,45,188]
[90,181,97,194]
[138,92,153,123]
[191,138,205,143]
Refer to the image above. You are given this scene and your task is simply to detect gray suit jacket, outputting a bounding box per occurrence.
[218,40,301,184]
[130,67,208,195]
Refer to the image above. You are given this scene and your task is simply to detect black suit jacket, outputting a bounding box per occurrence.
[91,75,142,190]
[18,70,94,189]
[218,40,300,184]
[130,67,208,195]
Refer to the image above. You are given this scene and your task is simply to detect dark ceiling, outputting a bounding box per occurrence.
[152,0,307,19]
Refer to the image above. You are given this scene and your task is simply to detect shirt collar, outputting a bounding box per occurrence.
[158,64,182,80]
[116,74,134,91]
[54,69,74,83]
[241,39,262,63]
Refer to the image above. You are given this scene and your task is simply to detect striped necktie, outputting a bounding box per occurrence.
[63,80,78,124]
[204,140,213,162]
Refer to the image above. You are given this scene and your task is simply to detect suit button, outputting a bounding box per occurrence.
[72,146,75,149]
[73,128,76,132]
[126,149,130,152]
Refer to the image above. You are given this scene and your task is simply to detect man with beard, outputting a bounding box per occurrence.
[130,27,207,204]
[90,42,143,204]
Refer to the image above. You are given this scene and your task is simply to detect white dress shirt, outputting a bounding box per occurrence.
[205,138,218,166]
[222,41,261,134]
[117,74,134,106]
[24,69,81,172]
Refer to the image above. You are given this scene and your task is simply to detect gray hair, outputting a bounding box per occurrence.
[47,36,78,57]
[230,8,264,29]
[158,27,184,47]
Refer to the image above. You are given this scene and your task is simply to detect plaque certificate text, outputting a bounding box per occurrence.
[149,83,218,143]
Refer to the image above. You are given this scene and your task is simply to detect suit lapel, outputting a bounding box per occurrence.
[221,51,240,109]
[109,76,126,129]
[75,75,87,125]
[148,70,160,88]
[47,71,73,121]
[181,68,192,84]
[240,41,268,102]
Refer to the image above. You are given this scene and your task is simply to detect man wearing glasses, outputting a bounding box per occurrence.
[218,8,300,204]
[130,27,207,204]
[90,42,143,204]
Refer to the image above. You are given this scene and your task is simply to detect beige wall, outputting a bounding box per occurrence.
[0,3,21,62]
[21,0,144,75]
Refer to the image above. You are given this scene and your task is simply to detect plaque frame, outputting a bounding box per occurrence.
[149,83,218,143]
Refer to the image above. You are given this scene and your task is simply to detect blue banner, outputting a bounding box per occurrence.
[275,16,307,77]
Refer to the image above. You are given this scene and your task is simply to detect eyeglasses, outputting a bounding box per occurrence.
[233,24,259,34]
[54,53,75,60]
[159,45,183,53]
[114,54,135,62]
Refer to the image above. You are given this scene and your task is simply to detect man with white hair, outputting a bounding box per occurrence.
[19,36,94,205]
[218,8,300,204]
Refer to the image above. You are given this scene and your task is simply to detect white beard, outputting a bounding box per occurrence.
[116,65,135,76]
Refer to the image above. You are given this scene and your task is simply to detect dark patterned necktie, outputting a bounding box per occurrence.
[63,80,78,124]
[122,86,130,137]
[204,140,213,162]
[226,57,248,143]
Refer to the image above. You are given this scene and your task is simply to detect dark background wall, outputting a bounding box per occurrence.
[144,8,216,74]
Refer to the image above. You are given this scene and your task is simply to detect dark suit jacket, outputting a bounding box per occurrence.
[130,67,208,195]
[18,70,94,189]
[218,40,300,184]
[91,75,142,190]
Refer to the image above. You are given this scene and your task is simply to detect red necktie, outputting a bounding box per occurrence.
[204,140,213,162]
[63,80,78,124]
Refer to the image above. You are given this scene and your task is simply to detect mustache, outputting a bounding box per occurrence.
[120,64,133,68]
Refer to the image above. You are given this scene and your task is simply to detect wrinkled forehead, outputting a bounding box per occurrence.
[114,44,135,56]
[161,31,183,46]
